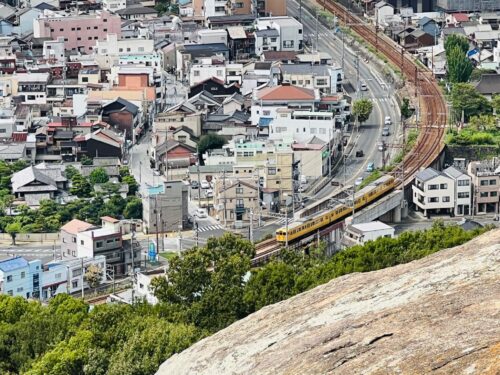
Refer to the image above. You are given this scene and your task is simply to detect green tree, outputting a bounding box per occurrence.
[89,168,109,185]
[84,264,103,291]
[468,114,496,132]
[122,175,138,196]
[469,68,497,82]
[444,34,469,57]
[492,94,500,116]
[352,98,374,124]
[65,165,79,180]
[401,97,412,119]
[197,134,227,162]
[70,173,92,198]
[5,222,21,245]
[101,195,126,219]
[446,45,473,83]
[80,155,93,165]
[451,83,492,121]
[123,197,142,219]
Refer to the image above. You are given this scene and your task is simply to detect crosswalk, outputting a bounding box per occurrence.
[374,97,392,102]
[276,218,295,226]
[197,224,224,233]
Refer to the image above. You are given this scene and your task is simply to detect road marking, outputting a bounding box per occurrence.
[197,225,224,232]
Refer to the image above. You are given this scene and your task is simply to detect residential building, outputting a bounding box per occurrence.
[60,219,96,258]
[189,77,241,98]
[412,167,455,217]
[436,0,500,12]
[375,1,395,25]
[206,14,256,30]
[94,33,155,66]
[142,181,189,233]
[228,0,252,15]
[214,178,259,227]
[474,74,500,100]
[227,26,255,60]
[189,58,227,86]
[0,109,15,138]
[254,17,304,56]
[14,72,50,105]
[280,64,344,94]
[443,166,472,216]
[342,221,395,247]
[101,97,143,143]
[115,5,158,20]
[152,137,197,171]
[176,43,230,81]
[292,138,329,178]
[154,102,202,136]
[193,0,229,17]
[33,10,121,53]
[133,269,164,304]
[256,0,287,17]
[468,159,500,215]
[197,29,228,45]
[0,257,41,299]
[102,0,127,11]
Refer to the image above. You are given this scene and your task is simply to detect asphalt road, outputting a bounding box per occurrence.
[288,0,401,200]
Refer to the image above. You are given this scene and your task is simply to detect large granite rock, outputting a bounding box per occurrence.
[157,229,500,375]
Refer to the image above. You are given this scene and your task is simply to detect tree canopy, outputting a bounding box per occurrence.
[451,83,492,121]
[197,134,227,161]
[89,168,110,185]
[352,98,374,124]
[446,45,473,83]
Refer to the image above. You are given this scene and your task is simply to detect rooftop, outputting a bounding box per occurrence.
[61,219,95,235]
[256,84,316,101]
[350,221,394,233]
[0,257,29,273]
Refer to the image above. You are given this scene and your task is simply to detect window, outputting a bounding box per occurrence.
[81,77,88,83]
[71,27,75,31]
[316,79,328,86]
[458,192,469,198]
[17,287,23,292]
[489,179,497,185]
[77,37,81,41]
[319,128,326,134]
[428,184,439,190]
[7,290,12,296]
[72,281,78,288]
[138,46,144,52]
[94,26,98,30]
[491,191,498,197]
[263,110,271,116]
[310,128,317,134]
[6,275,12,282]
[216,70,223,76]
[480,192,488,198]
[72,237,76,243]
[440,183,448,189]
[235,2,244,8]
[428,197,439,203]
[80,240,84,245]
[106,239,114,244]
[77,27,81,31]
[127,48,131,52]
[480,180,488,186]
[27,95,36,100]
[236,187,243,194]
[21,272,25,279]
[442,196,450,202]
[298,29,303,34]
[96,241,103,248]
[458,179,469,186]
[268,167,276,175]
[270,37,277,42]
[194,70,200,76]
[55,273,62,279]
[119,48,123,52]
[73,269,82,277]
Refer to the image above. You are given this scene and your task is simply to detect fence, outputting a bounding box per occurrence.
[0,232,60,243]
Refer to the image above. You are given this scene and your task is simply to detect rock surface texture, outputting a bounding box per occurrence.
[157,229,500,375]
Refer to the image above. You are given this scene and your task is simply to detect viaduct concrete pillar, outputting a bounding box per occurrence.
[393,206,402,223]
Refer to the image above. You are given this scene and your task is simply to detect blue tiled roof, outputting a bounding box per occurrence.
[0,257,28,272]
[258,117,273,127]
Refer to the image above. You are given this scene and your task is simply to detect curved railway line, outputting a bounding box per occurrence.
[251,1,448,264]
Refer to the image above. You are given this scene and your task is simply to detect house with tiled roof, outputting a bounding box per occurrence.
[251,83,318,125]
[60,219,97,258]
[11,164,64,207]
[475,74,500,100]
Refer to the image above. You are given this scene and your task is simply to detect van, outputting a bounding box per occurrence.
[300,175,307,185]
[194,208,207,218]
[367,162,375,172]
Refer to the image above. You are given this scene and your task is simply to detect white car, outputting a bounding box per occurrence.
[194,208,207,218]
[378,142,385,151]
[204,189,213,198]
[360,83,368,91]
[355,177,364,186]
[384,116,392,125]
[200,180,210,189]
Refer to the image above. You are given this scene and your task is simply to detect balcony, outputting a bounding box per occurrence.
[235,205,246,214]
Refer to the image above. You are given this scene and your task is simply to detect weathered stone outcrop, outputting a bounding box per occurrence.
[157,229,500,375]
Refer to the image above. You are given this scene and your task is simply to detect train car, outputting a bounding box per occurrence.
[276,175,396,243]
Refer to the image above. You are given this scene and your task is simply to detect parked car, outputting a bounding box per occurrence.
[378,142,385,151]
[191,181,199,189]
[360,82,368,91]
[153,170,161,176]
[300,175,307,185]
[382,127,390,136]
[355,177,364,186]
[384,116,392,125]
[204,189,213,198]
[200,180,210,189]
[367,162,375,172]
[194,208,207,218]
[355,150,364,157]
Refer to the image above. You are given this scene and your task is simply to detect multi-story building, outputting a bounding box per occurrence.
[254,17,303,56]
[189,58,227,86]
[214,178,259,227]
[443,166,472,216]
[94,33,155,68]
[33,10,121,53]
[193,0,229,17]
[60,219,97,258]
[280,64,344,94]
[14,72,50,105]
[0,109,15,138]
[0,257,41,299]
[255,0,287,17]
[228,0,252,15]
[468,159,500,215]
[412,167,455,217]
[142,181,189,233]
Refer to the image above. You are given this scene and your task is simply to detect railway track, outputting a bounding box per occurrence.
[322,0,447,187]
[252,239,281,265]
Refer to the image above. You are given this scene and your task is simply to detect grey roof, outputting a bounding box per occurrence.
[374,1,392,9]
[207,14,255,23]
[0,143,25,160]
[35,162,67,182]
[442,27,465,36]
[280,64,331,75]
[443,166,467,179]
[188,164,233,174]
[102,97,139,116]
[255,29,280,38]
[415,167,445,182]
[475,74,500,95]
[116,6,158,15]
[11,165,58,192]
[222,92,245,105]
[0,4,16,20]
[182,43,229,58]
[417,16,434,26]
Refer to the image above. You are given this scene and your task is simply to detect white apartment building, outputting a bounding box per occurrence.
[0,109,15,138]
[412,167,455,217]
[280,64,344,94]
[102,0,127,11]
[202,0,228,17]
[443,166,472,216]
[94,34,155,68]
[343,221,395,247]
[43,37,65,63]
[189,58,226,86]
[269,109,339,143]
[254,17,303,56]
[197,29,228,45]
[14,72,50,105]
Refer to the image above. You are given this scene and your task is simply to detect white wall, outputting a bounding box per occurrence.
[269,111,337,143]
[413,175,455,211]
[189,64,226,86]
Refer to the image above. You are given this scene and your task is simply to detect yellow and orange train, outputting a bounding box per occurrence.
[276,175,396,243]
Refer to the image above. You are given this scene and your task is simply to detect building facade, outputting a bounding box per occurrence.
[412,167,455,217]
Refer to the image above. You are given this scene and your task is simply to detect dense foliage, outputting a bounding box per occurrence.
[0,164,141,235]
[0,223,491,373]
[450,83,492,121]
[444,34,473,83]
[352,98,374,124]
[197,134,227,164]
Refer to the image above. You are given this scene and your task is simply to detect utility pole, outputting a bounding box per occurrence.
[355,54,360,96]
[223,169,227,227]
[249,209,254,243]
[299,0,302,23]
[285,215,289,247]
[315,7,319,53]
[154,195,159,256]
[196,144,201,203]
[194,218,199,246]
